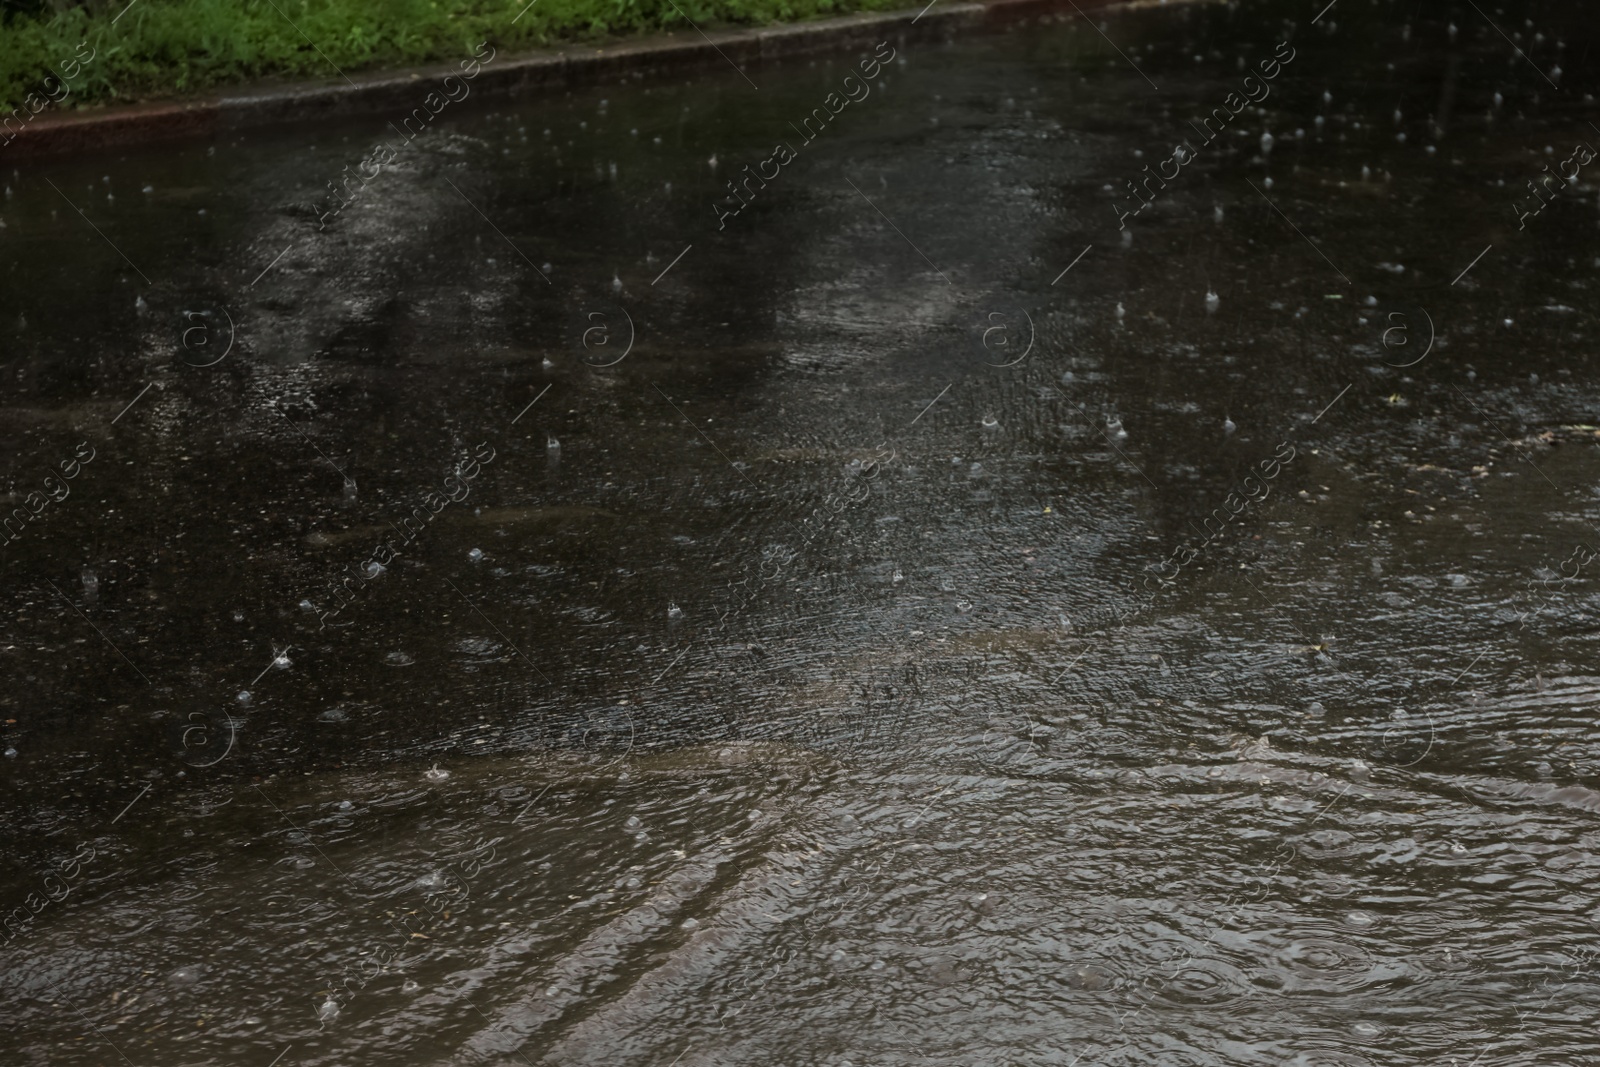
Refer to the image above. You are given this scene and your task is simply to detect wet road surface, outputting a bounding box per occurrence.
[5,0,1600,1063]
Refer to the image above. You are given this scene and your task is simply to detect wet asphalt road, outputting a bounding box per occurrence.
[5,0,1600,1063]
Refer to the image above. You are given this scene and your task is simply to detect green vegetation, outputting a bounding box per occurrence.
[0,0,903,113]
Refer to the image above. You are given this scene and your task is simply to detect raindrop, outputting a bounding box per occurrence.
[169,965,204,985]
[1106,416,1127,441]
[1260,130,1274,154]
[342,478,357,505]
[363,561,384,579]
[547,435,560,451]
[402,980,420,993]
[667,602,684,619]
[468,548,485,563]
[1222,417,1236,436]
[1213,205,1224,223]
[273,652,291,670]
[708,154,718,169]
[81,567,98,600]
[1115,302,1126,319]
[424,764,450,782]
[612,272,623,293]
[299,599,315,613]
[1205,290,1220,313]
[237,691,252,706]
[980,415,999,430]
[3,748,16,759]
[135,296,148,314]
[892,568,904,584]
[317,999,339,1022]
[623,815,642,831]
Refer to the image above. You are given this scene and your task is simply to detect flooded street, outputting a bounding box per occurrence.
[5,0,1600,1063]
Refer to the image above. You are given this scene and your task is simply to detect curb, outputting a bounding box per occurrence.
[4,0,1143,160]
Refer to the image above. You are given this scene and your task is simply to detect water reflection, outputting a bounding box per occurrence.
[4,0,1600,1063]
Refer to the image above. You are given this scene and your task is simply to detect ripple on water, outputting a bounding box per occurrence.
[1263,924,1379,996]
[1273,1045,1377,1067]
[1293,827,1362,860]
[1390,910,1482,979]
[1159,955,1249,1007]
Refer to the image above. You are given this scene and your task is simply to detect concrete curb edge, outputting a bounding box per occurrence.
[4,0,1172,159]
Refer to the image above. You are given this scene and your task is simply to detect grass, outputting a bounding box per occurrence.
[0,0,905,113]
